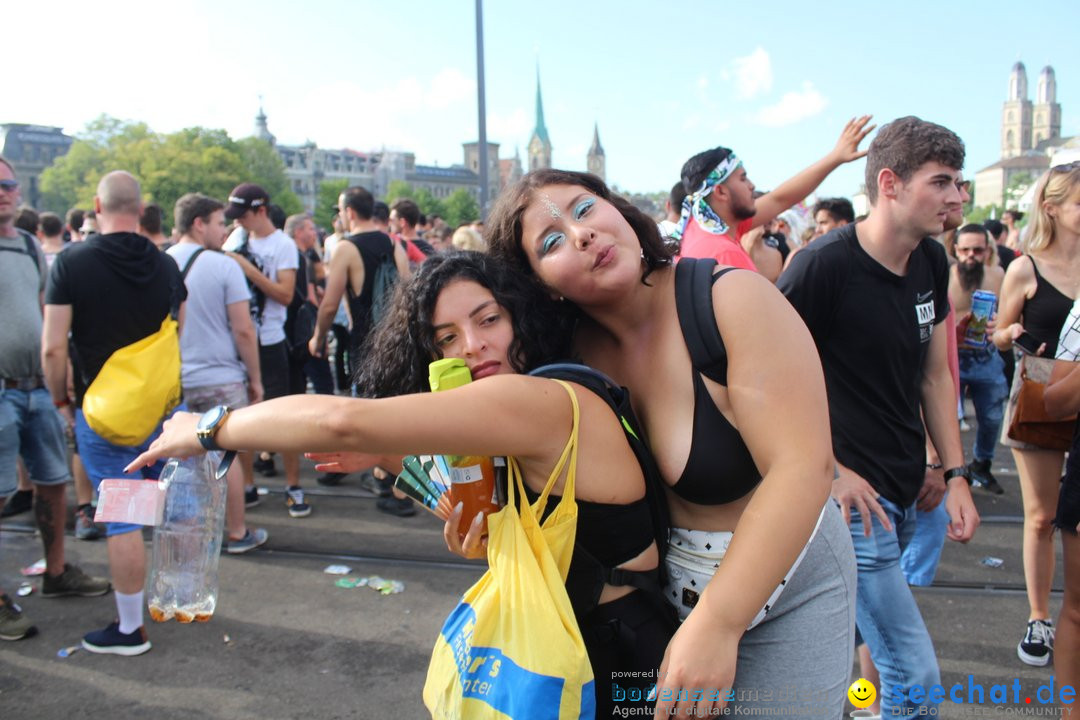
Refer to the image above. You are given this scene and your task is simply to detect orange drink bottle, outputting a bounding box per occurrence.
[429,358,501,537]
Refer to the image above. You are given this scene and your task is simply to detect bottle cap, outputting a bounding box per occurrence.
[429,358,472,392]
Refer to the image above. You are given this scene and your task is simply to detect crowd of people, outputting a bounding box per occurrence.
[2,117,1080,717]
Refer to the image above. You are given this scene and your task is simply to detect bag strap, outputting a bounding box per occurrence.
[674,257,738,385]
[180,247,206,281]
[507,380,580,525]
[0,231,43,280]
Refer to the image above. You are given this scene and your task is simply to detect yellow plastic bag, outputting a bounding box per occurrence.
[424,380,595,720]
[82,317,181,447]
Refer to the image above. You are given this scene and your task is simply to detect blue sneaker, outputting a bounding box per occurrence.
[226,527,269,554]
[82,621,151,656]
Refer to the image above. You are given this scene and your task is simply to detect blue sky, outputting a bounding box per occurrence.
[9,1,1079,198]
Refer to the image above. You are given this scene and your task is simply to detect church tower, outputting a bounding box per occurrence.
[527,67,552,172]
[254,101,276,145]
[587,122,605,182]
[1033,66,1062,147]
[1001,62,1032,159]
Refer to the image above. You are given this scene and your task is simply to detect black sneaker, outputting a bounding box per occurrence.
[1018,619,1054,666]
[376,496,417,517]
[967,459,1005,495]
[1,489,33,518]
[82,621,151,656]
[359,472,393,498]
[253,454,277,477]
[316,472,347,486]
[244,486,261,508]
[41,563,112,598]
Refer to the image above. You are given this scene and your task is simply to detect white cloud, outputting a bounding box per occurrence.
[488,108,531,145]
[754,82,828,127]
[426,68,476,110]
[730,48,773,100]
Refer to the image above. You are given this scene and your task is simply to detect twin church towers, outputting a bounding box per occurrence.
[527,68,606,182]
[1001,62,1062,159]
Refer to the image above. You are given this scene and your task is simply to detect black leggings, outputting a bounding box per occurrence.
[580,590,677,718]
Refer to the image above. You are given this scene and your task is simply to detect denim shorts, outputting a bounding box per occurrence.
[0,388,71,496]
[74,407,176,537]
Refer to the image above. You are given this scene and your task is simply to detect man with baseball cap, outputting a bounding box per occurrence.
[222,183,310,518]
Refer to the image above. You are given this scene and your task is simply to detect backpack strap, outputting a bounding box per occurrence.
[674,257,738,385]
[528,361,673,617]
[180,247,206,281]
[0,231,43,280]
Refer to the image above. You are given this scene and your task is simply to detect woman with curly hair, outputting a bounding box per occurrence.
[128,251,676,717]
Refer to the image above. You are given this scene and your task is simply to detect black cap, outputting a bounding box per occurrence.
[225,183,270,220]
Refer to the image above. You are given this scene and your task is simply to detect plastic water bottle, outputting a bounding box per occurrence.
[147,454,227,623]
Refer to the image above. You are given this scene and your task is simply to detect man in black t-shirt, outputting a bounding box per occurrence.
[778,117,979,717]
[43,171,185,657]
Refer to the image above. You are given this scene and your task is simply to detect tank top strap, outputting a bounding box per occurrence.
[1030,255,1044,281]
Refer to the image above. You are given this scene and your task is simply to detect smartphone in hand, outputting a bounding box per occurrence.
[1014,332,1044,355]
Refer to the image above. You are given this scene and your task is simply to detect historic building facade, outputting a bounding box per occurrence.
[975,63,1073,209]
[0,124,74,208]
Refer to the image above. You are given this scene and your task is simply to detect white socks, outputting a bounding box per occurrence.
[116,591,144,634]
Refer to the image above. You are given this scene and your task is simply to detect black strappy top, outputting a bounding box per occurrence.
[526,488,654,567]
[670,263,762,505]
[1025,258,1074,356]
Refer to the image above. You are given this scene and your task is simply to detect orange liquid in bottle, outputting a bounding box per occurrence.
[449,455,500,537]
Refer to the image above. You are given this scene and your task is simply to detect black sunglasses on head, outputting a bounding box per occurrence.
[0,179,18,191]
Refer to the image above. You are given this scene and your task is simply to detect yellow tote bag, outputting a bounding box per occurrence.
[424,380,595,720]
[82,317,181,447]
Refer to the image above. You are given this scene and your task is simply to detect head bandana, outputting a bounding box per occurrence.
[673,153,743,241]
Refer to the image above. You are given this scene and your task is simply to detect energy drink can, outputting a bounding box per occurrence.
[965,290,997,348]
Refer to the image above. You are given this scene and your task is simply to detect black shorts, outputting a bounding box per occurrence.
[259,341,291,400]
[1055,473,1080,534]
[580,590,677,717]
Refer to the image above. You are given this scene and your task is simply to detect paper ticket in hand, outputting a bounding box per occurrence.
[94,479,166,526]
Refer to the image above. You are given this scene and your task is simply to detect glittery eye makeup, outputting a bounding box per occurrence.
[540,194,563,219]
[540,231,566,256]
[573,198,595,219]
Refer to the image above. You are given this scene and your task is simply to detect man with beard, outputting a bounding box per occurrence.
[675,116,873,274]
[950,223,1007,494]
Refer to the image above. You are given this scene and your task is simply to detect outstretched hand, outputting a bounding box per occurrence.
[829,115,875,164]
[305,451,383,474]
[124,412,203,473]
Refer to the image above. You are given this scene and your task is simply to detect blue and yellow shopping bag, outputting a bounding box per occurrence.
[424,380,595,720]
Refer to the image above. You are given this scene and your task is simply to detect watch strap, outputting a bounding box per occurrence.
[943,466,967,482]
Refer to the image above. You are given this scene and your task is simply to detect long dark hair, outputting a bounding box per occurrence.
[486,169,673,285]
[354,251,575,397]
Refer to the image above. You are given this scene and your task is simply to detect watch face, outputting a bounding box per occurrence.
[198,406,228,434]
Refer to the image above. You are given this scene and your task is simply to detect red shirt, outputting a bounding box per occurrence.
[677,217,756,270]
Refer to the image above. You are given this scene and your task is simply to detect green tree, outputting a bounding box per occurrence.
[1005,172,1035,208]
[413,188,446,219]
[962,204,1002,226]
[314,179,349,230]
[38,115,303,226]
[443,189,479,227]
[384,180,415,205]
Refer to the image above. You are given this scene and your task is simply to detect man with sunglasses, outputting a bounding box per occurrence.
[0,158,112,643]
[950,223,1007,494]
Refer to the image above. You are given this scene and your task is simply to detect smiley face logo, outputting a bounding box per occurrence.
[847,678,876,709]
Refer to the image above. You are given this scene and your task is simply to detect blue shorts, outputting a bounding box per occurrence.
[74,406,180,537]
[0,388,71,497]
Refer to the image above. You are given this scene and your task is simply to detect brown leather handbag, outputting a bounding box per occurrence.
[1007,358,1078,451]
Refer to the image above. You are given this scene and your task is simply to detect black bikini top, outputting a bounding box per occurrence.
[670,259,762,505]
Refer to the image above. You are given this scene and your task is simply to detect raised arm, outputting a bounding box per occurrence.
[751,116,874,229]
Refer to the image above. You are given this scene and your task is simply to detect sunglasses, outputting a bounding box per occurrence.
[1050,161,1080,173]
[0,179,19,192]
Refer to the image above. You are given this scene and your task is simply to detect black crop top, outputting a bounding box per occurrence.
[526,487,654,568]
[1024,258,1074,356]
[670,261,762,505]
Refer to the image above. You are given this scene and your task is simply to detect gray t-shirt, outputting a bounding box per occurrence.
[168,243,251,389]
[0,229,47,378]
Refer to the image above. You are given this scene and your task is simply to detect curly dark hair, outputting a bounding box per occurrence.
[485,169,673,287]
[354,251,575,398]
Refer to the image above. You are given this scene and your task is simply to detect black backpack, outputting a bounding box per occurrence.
[231,232,267,326]
[528,362,673,619]
[674,257,739,384]
[369,251,399,327]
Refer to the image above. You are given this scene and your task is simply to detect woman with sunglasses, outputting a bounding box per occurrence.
[994,161,1080,667]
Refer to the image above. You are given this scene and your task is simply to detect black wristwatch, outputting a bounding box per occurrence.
[196,405,231,451]
[943,466,968,483]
